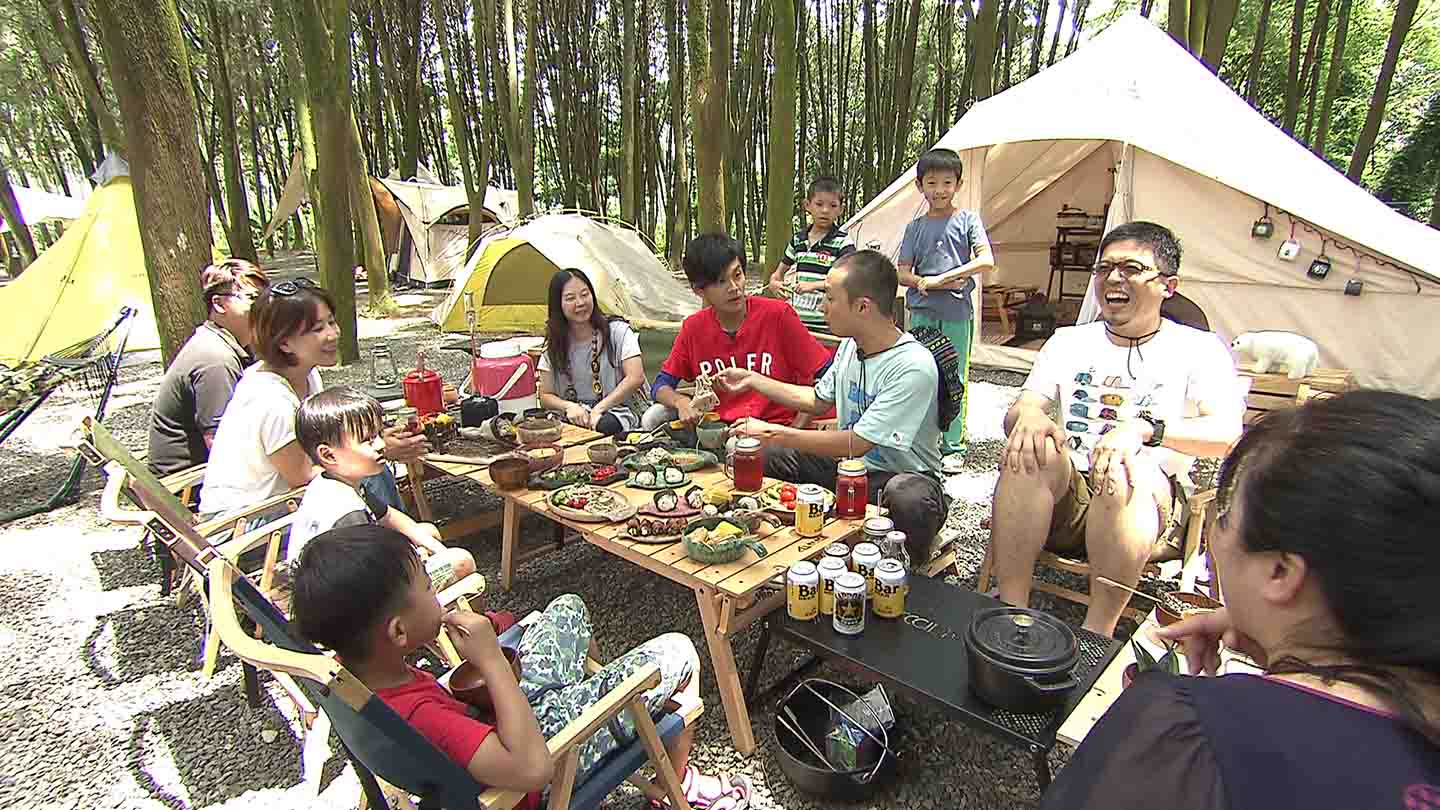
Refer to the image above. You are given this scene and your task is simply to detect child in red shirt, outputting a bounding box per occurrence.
[290,525,753,809]
[646,233,832,429]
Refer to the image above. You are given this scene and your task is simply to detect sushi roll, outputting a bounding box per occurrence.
[635,470,657,487]
[703,504,719,516]
[627,517,642,536]
[735,495,760,511]
[669,518,686,535]
[663,466,685,484]
[654,488,680,513]
[684,485,705,510]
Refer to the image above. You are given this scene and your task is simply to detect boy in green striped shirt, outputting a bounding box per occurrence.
[767,176,857,330]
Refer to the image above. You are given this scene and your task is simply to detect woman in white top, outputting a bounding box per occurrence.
[199,278,339,515]
[536,268,647,437]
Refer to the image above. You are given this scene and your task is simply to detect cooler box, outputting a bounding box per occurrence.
[473,339,537,417]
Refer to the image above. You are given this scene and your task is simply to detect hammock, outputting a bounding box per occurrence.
[0,307,137,524]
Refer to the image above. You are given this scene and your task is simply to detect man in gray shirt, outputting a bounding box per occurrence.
[147,260,268,476]
[718,251,949,566]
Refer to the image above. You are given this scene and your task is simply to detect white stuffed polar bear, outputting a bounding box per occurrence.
[1231,331,1320,380]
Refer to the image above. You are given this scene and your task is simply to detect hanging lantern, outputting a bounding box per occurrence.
[1251,216,1275,239]
[370,344,400,389]
[1345,279,1364,296]
[1307,251,1332,280]
[1278,239,1301,261]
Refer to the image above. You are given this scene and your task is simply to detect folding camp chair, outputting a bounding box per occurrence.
[80,416,487,675]
[207,557,703,810]
[0,306,136,524]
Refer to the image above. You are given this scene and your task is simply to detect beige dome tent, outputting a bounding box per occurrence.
[374,176,519,284]
[431,213,699,334]
[845,15,1440,396]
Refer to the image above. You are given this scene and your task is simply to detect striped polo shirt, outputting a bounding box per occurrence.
[781,225,856,326]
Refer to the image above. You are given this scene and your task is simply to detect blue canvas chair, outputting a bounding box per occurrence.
[207,555,702,810]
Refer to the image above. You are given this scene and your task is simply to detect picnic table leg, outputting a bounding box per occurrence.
[405,462,433,521]
[695,586,757,755]
[500,499,520,591]
[1032,747,1052,792]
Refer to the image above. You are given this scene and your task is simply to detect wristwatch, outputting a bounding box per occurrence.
[1137,411,1166,448]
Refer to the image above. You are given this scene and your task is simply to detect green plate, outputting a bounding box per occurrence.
[621,448,718,473]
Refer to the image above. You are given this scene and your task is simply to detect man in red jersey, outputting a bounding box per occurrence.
[644,233,833,430]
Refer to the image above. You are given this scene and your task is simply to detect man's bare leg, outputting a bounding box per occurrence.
[1082,459,1169,637]
[992,446,1073,608]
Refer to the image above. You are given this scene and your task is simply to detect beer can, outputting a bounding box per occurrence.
[794,483,827,538]
[832,572,867,635]
[862,516,894,549]
[824,542,852,568]
[851,542,883,596]
[786,561,820,621]
[872,558,908,618]
[817,557,848,616]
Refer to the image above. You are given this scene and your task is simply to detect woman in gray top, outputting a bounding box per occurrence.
[536,269,647,436]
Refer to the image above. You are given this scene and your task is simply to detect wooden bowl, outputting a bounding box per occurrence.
[488,456,531,491]
[588,440,618,465]
[449,648,523,712]
[516,417,563,446]
[520,443,564,473]
[1156,591,1223,626]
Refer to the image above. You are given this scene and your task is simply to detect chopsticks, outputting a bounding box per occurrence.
[1094,576,1164,605]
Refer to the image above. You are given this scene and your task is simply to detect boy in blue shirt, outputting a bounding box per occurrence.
[897,148,994,456]
[767,175,856,331]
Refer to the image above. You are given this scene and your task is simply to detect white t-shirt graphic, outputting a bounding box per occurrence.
[1023,321,1241,479]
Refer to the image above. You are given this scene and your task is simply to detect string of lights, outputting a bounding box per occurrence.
[1253,201,1431,294]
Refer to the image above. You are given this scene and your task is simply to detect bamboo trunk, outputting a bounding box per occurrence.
[1347,0,1419,182]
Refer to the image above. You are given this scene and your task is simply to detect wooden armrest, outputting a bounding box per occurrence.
[194,488,305,536]
[159,464,208,490]
[216,513,298,562]
[207,558,345,687]
[1186,488,1218,510]
[437,573,487,608]
[99,462,150,526]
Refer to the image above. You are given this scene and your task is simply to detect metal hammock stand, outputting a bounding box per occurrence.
[0,306,137,524]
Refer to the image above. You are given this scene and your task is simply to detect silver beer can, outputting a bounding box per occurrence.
[851,542,883,596]
[832,571,867,635]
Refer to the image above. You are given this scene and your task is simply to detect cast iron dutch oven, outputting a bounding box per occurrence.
[966,606,1080,714]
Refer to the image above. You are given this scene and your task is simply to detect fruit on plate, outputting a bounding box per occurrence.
[590,465,618,482]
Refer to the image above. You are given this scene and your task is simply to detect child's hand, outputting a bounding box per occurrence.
[767,276,788,297]
[444,609,504,664]
[916,277,930,294]
[419,522,443,544]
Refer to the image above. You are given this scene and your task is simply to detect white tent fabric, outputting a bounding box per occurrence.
[378,177,519,284]
[845,15,1440,396]
[2,186,85,233]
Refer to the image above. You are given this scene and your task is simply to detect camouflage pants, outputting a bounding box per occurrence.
[518,594,696,781]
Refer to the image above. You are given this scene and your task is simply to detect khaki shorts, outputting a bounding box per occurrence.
[1045,463,1184,555]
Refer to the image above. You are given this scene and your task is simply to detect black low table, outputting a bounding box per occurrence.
[748,575,1123,790]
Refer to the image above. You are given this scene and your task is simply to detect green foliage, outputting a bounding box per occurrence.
[1132,637,1183,675]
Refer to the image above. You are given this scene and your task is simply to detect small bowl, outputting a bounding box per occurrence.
[488,456,531,490]
[449,648,523,712]
[588,440,618,465]
[1156,591,1223,626]
[521,443,564,473]
[516,417,564,446]
[696,420,728,451]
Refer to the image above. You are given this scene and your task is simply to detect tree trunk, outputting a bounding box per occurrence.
[434,0,485,257]
[620,0,640,224]
[1200,0,1239,70]
[1282,0,1307,133]
[690,0,726,231]
[1312,0,1352,157]
[1300,0,1329,143]
[361,5,389,174]
[0,157,38,272]
[391,0,423,178]
[1167,0,1191,52]
[1346,0,1419,182]
[347,115,392,314]
[1242,0,1273,103]
[1029,0,1049,77]
[1430,174,1440,228]
[667,0,689,267]
[763,0,796,271]
[295,0,360,363]
[93,0,211,365]
[44,0,124,157]
[205,0,258,261]
[973,0,1001,100]
[519,0,538,214]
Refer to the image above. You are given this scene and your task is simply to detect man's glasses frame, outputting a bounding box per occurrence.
[1091,261,1177,281]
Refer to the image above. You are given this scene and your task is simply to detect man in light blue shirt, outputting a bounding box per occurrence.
[717,251,949,566]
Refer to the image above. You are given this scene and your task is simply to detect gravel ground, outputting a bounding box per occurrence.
[0,260,1166,810]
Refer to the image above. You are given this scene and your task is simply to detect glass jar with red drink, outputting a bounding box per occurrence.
[727,437,765,492]
[835,458,869,519]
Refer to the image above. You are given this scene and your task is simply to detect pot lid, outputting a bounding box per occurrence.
[968,607,1078,671]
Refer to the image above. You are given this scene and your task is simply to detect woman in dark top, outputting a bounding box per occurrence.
[1044,390,1440,810]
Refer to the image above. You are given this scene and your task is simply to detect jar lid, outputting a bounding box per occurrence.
[968,607,1078,673]
[862,516,894,535]
[838,459,867,475]
[735,437,762,451]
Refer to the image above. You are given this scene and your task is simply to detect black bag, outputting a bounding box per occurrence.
[908,326,965,430]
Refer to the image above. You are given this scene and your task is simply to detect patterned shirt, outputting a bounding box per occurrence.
[781,225,856,326]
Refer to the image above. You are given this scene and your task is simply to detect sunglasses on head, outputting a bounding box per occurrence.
[271,278,319,296]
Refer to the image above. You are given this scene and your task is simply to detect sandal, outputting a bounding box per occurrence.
[650,765,753,810]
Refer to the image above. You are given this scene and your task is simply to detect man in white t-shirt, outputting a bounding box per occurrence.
[989,222,1244,637]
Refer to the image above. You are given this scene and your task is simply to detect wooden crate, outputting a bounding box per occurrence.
[1239,367,1353,425]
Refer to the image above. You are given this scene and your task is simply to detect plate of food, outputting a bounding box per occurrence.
[757,481,835,525]
[528,462,626,490]
[629,465,691,490]
[546,484,637,524]
[621,446,718,473]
